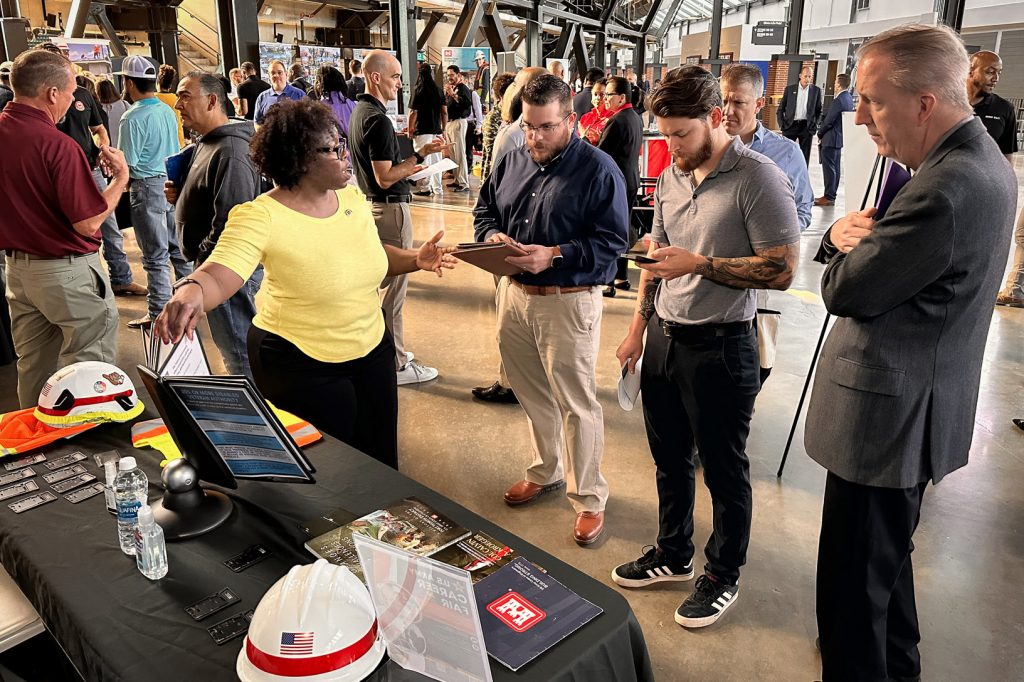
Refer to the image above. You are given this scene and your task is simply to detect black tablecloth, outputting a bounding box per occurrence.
[0,424,654,682]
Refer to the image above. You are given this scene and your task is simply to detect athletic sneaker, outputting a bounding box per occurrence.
[674,574,738,628]
[397,360,438,386]
[611,545,694,588]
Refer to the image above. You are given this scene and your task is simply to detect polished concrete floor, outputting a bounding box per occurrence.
[2,154,1022,681]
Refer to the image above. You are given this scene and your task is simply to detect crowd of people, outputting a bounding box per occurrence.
[0,24,1019,681]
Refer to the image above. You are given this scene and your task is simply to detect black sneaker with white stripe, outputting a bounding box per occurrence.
[674,574,739,628]
[611,545,694,588]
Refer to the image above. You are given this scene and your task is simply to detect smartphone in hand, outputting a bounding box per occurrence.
[623,253,658,264]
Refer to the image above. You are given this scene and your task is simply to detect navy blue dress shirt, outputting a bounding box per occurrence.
[473,135,629,287]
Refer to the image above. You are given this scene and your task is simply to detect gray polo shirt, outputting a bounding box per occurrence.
[653,137,800,325]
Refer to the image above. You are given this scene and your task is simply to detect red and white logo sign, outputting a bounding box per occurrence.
[486,592,545,633]
[74,100,86,111]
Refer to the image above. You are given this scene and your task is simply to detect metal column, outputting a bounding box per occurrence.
[593,31,606,70]
[525,1,542,66]
[450,0,485,48]
[786,0,805,54]
[216,0,259,72]
[65,0,90,38]
[389,0,416,112]
[937,0,965,32]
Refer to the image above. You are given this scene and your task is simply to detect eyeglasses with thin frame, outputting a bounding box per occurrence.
[519,112,572,135]
[317,140,348,159]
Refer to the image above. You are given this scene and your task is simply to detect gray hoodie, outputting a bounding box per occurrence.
[175,120,261,263]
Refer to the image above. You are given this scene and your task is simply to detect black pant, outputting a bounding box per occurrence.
[465,123,475,170]
[783,121,814,165]
[820,145,842,200]
[817,472,927,682]
[640,315,760,584]
[247,326,399,469]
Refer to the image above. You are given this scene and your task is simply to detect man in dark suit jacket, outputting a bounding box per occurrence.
[597,76,643,295]
[804,25,1017,682]
[776,66,822,165]
[814,73,855,206]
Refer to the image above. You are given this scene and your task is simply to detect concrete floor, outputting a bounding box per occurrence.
[3,154,1021,681]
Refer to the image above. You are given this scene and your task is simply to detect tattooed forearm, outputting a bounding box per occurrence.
[692,243,798,290]
[639,277,661,320]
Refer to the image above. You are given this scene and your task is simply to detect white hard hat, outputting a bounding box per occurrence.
[34,362,144,427]
[474,50,486,61]
[238,560,386,682]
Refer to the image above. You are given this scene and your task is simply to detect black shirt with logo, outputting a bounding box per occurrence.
[973,92,1019,155]
[410,88,444,136]
[56,86,104,167]
[445,83,472,120]
[348,94,411,199]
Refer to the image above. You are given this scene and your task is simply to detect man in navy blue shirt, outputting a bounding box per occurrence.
[254,60,305,124]
[474,74,628,546]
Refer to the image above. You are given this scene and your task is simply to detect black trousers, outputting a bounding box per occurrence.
[820,145,842,200]
[783,121,814,165]
[817,472,927,682]
[465,123,476,170]
[640,315,760,584]
[247,326,399,469]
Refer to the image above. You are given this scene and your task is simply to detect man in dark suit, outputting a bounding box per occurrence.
[776,66,822,165]
[804,24,1017,682]
[814,73,855,206]
[597,76,644,295]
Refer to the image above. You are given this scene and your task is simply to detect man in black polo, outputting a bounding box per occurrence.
[444,65,473,192]
[968,50,1017,164]
[349,50,449,386]
[56,74,145,297]
[235,61,270,121]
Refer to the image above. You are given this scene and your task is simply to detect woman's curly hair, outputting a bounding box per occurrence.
[251,99,342,190]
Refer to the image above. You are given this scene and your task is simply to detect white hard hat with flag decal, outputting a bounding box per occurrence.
[34,361,144,428]
[238,559,386,681]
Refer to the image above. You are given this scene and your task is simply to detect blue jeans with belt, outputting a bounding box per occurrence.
[129,176,192,319]
[206,266,263,378]
[92,168,133,287]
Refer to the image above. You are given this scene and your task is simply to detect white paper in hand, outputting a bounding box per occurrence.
[408,158,457,182]
[617,356,643,411]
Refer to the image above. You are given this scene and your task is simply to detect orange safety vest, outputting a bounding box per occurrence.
[0,407,101,457]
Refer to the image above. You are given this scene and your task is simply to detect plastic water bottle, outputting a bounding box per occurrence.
[103,460,117,515]
[134,503,168,580]
[115,457,149,555]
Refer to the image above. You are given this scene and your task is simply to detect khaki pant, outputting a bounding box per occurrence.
[5,252,118,407]
[372,201,413,370]
[496,279,608,513]
[444,118,469,187]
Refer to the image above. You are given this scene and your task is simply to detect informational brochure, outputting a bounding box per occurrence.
[164,379,312,481]
[408,158,457,182]
[474,557,602,671]
[353,534,493,682]
[141,327,211,377]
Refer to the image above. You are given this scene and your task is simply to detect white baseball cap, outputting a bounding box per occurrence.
[0,61,12,76]
[113,55,157,79]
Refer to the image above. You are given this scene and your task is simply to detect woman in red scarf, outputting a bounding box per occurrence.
[577,78,610,145]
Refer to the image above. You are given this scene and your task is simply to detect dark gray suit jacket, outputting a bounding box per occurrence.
[804,118,1017,488]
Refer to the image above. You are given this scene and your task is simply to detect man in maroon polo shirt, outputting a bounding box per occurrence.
[0,49,129,406]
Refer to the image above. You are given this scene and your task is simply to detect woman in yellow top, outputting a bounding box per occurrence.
[153,100,455,469]
[156,64,187,148]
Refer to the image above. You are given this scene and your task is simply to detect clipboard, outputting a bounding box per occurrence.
[452,242,529,276]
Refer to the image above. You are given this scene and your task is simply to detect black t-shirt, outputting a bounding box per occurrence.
[348,94,410,199]
[446,83,472,120]
[410,88,443,135]
[0,85,12,113]
[973,92,1018,155]
[237,76,271,121]
[56,86,103,167]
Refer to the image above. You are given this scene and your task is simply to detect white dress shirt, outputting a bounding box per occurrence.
[794,84,809,121]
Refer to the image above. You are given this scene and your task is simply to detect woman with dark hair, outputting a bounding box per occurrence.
[97,78,130,148]
[152,99,456,469]
[481,72,515,180]
[408,62,446,196]
[578,77,610,145]
[156,64,186,147]
[313,65,355,139]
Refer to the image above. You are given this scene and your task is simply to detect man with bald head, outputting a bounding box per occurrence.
[349,50,450,385]
[968,50,1017,163]
[0,49,128,404]
[777,65,822,164]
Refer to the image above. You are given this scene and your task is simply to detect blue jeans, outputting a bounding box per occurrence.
[92,168,132,286]
[129,176,192,318]
[206,266,263,377]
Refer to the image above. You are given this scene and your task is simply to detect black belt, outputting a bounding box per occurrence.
[369,195,411,204]
[5,250,93,261]
[659,319,753,341]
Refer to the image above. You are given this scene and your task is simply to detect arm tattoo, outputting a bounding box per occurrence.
[692,242,799,290]
[639,277,660,320]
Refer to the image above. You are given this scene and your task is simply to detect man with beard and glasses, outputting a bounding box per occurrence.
[612,66,799,628]
[474,74,628,545]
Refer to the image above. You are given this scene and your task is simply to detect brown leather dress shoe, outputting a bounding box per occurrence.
[113,282,148,296]
[573,511,604,545]
[503,479,565,506]
[813,197,835,206]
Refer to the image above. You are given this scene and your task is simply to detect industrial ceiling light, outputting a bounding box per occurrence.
[262,6,273,15]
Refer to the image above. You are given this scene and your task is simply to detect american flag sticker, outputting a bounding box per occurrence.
[280,632,315,655]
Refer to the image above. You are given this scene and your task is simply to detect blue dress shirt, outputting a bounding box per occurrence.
[254,84,307,124]
[748,122,813,232]
[474,135,628,287]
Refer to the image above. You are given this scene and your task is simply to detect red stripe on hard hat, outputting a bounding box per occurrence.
[246,619,379,677]
[36,390,134,416]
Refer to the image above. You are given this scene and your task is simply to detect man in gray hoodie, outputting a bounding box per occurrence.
[166,71,263,376]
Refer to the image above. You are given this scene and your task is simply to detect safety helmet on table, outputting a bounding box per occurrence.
[33,362,144,428]
[238,560,385,682]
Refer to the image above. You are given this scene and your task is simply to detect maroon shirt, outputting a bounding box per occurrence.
[0,102,107,257]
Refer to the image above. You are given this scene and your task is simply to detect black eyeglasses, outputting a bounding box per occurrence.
[519,112,572,135]
[317,140,348,159]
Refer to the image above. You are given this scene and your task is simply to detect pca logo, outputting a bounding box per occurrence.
[486,592,545,633]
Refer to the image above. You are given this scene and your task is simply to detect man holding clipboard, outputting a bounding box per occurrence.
[473,74,628,546]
